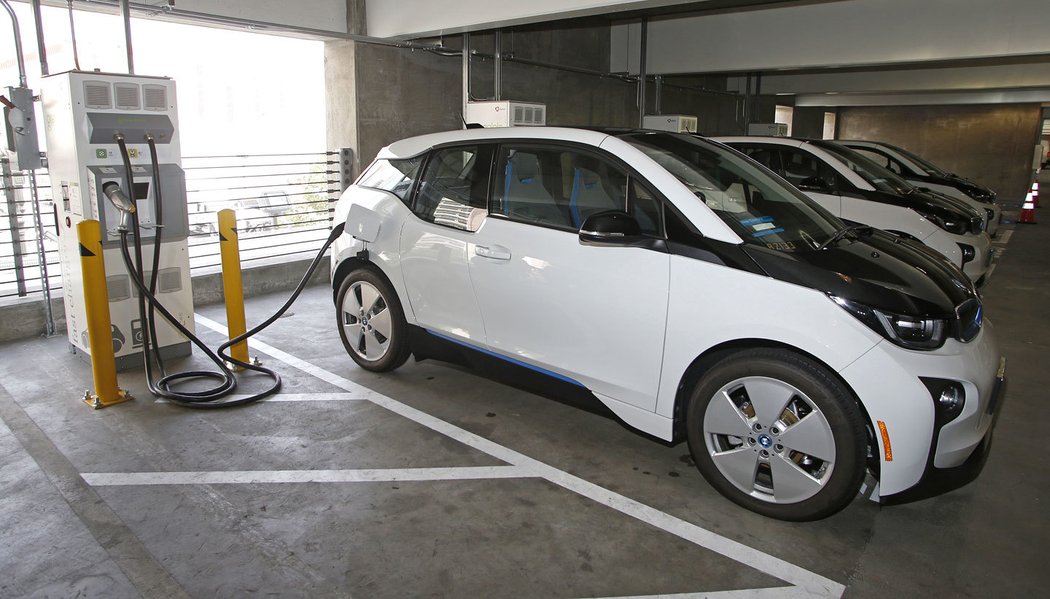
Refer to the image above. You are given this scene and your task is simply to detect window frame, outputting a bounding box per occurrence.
[407,143,497,232]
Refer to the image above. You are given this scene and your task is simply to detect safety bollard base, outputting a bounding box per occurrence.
[83,388,134,409]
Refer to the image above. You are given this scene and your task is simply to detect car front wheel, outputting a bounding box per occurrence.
[336,268,411,372]
[685,348,867,521]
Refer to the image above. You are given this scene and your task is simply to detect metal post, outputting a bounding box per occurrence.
[218,209,250,366]
[653,74,663,116]
[493,29,502,101]
[30,0,48,75]
[28,171,54,335]
[743,73,752,133]
[2,157,27,296]
[462,32,471,125]
[120,0,134,74]
[339,148,355,192]
[76,219,131,408]
[637,18,648,127]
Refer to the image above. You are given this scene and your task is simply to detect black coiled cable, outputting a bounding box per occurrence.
[114,135,345,408]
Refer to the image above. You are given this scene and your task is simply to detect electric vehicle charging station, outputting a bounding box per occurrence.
[42,71,194,370]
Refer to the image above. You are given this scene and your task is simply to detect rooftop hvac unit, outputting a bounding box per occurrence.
[642,114,698,133]
[465,101,547,128]
[748,122,789,137]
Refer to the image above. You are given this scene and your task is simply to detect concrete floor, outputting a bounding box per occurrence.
[2,201,1048,598]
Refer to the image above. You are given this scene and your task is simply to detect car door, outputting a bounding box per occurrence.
[398,144,494,345]
[467,143,670,411]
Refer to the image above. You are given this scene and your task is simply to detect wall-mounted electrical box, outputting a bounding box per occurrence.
[748,122,789,137]
[465,101,546,128]
[643,114,698,133]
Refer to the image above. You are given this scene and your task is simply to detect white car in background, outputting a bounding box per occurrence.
[839,140,1002,237]
[330,127,1004,521]
[716,136,994,285]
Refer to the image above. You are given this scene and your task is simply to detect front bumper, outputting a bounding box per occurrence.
[838,319,1003,497]
[881,358,1006,504]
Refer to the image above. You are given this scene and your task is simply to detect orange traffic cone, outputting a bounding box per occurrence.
[1019,193,1037,224]
[1032,182,1040,208]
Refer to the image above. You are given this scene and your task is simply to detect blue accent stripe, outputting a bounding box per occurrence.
[424,330,586,388]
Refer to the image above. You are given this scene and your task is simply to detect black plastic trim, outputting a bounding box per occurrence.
[881,373,1006,505]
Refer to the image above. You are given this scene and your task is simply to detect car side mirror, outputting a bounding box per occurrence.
[579,210,642,245]
[798,176,832,193]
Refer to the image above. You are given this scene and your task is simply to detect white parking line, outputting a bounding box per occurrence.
[83,466,531,486]
[87,314,847,598]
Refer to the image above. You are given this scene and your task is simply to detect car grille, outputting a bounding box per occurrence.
[954,298,983,342]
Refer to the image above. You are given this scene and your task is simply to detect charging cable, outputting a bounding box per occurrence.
[108,135,344,408]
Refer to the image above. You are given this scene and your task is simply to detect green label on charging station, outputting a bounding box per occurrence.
[95,149,108,159]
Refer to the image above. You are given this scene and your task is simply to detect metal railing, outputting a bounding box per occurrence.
[0,151,341,304]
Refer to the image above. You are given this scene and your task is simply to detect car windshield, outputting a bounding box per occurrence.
[885,143,950,177]
[812,141,914,195]
[621,132,843,252]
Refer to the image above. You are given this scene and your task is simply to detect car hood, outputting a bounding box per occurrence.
[946,175,996,202]
[742,228,976,317]
[868,189,983,231]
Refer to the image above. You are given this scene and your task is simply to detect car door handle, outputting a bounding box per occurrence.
[475,245,511,261]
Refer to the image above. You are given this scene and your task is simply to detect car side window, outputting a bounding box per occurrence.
[413,145,493,232]
[494,146,630,231]
[739,146,782,174]
[357,157,424,204]
[778,146,840,192]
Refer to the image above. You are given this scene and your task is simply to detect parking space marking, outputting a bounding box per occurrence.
[86,314,847,598]
[155,392,367,404]
[592,587,812,599]
[82,466,530,486]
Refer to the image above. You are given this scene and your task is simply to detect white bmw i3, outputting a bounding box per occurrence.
[331,127,1005,521]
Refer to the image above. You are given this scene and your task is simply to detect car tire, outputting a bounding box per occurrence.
[685,348,867,521]
[336,268,411,372]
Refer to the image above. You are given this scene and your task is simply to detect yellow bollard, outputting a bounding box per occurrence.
[218,209,251,365]
[77,220,132,409]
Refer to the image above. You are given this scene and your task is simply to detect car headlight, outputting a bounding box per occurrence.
[831,296,947,350]
[919,211,966,235]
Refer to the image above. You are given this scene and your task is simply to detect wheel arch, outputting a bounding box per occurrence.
[331,255,402,306]
[671,338,878,475]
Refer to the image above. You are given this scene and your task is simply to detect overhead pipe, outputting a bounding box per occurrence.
[493,29,502,101]
[30,0,47,75]
[636,18,647,127]
[462,32,470,126]
[0,0,28,87]
[119,0,133,74]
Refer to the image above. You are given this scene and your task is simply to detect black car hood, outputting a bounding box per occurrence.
[742,229,976,317]
[865,188,981,229]
[946,175,996,202]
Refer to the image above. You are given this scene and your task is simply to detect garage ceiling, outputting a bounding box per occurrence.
[370,0,1050,106]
